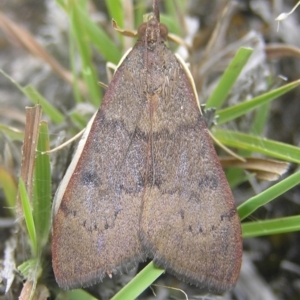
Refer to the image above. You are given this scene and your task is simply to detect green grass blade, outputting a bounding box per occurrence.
[0,167,18,212]
[55,0,67,10]
[69,111,90,129]
[217,79,300,124]
[226,168,255,189]
[250,102,270,134]
[163,0,186,36]
[23,86,65,124]
[33,122,51,250]
[111,261,164,300]
[84,15,122,64]
[105,0,124,28]
[0,71,64,124]
[206,47,253,109]
[18,259,37,278]
[105,0,127,50]
[134,0,147,27]
[67,1,121,65]
[213,129,300,163]
[17,258,42,281]
[238,171,300,220]
[0,123,24,141]
[242,215,300,238]
[19,178,37,256]
[69,1,101,106]
[67,289,98,300]
[69,30,84,104]
[55,0,83,103]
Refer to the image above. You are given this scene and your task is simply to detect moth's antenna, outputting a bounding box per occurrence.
[153,0,160,21]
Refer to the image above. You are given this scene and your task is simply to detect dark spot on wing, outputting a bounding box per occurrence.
[81,171,101,187]
[198,175,218,190]
[60,201,76,217]
[118,172,145,194]
[197,224,203,233]
[179,209,185,219]
[114,208,121,217]
[221,209,237,221]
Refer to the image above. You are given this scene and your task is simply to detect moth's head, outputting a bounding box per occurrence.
[137,15,168,44]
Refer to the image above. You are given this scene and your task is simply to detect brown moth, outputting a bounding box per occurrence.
[52,0,242,292]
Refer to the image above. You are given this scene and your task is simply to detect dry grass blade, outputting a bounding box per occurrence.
[210,132,246,162]
[265,44,300,59]
[151,284,188,300]
[201,2,231,57]
[193,1,237,88]
[220,157,290,181]
[19,280,34,300]
[19,281,49,300]
[0,12,86,95]
[16,105,42,217]
[43,128,84,155]
[0,107,26,124]
[98,81,108,89]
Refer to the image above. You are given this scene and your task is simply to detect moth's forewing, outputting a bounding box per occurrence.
[52,44,150,289]
[138,29,242,292]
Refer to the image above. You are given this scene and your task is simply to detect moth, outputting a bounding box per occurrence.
[52,0,242,292]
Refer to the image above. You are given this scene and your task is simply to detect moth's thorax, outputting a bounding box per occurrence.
[137,17,168,49]
[136,17,170,97]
